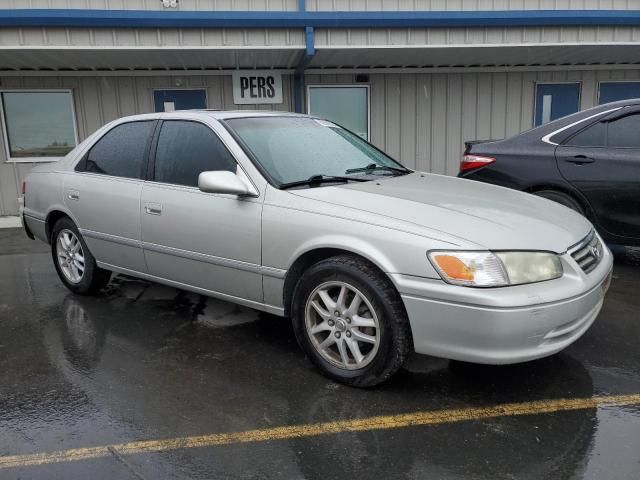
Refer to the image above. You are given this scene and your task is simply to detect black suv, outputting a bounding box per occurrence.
[460,99,640,247]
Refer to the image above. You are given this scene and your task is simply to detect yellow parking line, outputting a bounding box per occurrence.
[1,393,639,469]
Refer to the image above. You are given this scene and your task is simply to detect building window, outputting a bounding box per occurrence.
[307,85,369,140]
[153,89,207,112]
[534,83,581,127]
[1,90,78,162]
[599,82,640,105]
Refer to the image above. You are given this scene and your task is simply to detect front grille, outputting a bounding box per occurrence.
[569,231,603,274]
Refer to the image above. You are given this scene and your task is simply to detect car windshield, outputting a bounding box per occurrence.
[224,116,408,186]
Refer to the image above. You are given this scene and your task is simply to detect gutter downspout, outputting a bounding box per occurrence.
[293,0,315,113]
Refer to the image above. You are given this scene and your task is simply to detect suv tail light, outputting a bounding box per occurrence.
[460,154,496,173]
[21,181,26,195]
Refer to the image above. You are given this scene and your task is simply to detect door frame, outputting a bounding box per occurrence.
[305,84,371,140]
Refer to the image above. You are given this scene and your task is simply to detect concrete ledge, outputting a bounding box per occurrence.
[0,216,21,229]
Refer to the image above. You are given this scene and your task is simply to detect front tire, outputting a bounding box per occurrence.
[51,217,111,295]
[291,255,412,387]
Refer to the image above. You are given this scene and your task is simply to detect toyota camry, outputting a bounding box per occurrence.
[21,111,613,387]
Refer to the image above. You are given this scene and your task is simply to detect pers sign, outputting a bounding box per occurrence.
[232,71,283,105]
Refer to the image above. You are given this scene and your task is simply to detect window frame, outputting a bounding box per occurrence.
[533,82,582,127]
[75,119,158,180]
[151,87,208,113]
[306,84,371,141]
[148,119,240,189]
[0,89,80,163]
[597,80,640,105]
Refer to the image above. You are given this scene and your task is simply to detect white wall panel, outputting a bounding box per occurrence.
[314,26,640,47]
[3,68,640,215]
[306,68,640,178]
[0,0,298,10]
[307,0,639,10]
[0,73,293,215]
[0,27,305,47]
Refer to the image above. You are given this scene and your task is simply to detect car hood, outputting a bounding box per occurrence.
[289,173,592,252]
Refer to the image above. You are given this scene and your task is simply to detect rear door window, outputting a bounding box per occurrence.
[606,114,640,148]
[153,121,237,187]
[564,113,640,149]
[83,121,155,179]
[565,122,607,147]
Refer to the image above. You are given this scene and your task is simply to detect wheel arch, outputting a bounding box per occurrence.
[45,207,78,244]
[524,183,593,218]
[282,243,398,317]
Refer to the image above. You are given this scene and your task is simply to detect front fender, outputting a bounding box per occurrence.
[262,203,444,280]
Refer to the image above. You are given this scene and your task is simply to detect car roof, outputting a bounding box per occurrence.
[112,110,311,123]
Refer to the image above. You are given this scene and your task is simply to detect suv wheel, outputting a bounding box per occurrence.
[291,255,412,387]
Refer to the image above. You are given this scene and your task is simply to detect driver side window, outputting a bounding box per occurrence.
[153,120,237,187]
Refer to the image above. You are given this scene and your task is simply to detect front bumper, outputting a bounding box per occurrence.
[393,239,613,365]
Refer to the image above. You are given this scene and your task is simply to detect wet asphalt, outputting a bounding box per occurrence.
[0,228,639,480]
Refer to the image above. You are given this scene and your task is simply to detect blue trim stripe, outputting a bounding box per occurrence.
[0,9,639,29]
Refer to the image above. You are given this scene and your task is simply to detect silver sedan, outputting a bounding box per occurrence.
[22,111,613,386]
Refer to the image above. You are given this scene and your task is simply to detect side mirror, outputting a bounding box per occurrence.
[198,171,255,196]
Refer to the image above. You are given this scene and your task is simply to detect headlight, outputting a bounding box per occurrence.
[428,251,563,287]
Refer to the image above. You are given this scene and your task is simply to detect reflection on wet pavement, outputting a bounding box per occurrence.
[0,241,639,479]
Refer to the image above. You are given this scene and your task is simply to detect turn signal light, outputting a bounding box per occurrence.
[431,255,475,281]
[460,154,496,173]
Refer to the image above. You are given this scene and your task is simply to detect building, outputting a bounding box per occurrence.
[1,1,640,218]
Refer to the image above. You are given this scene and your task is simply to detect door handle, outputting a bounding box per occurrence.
[67,190,80,201]
[144,203,163,215]
[565,155,595,165]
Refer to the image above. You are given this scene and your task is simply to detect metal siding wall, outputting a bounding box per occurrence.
[306,69,640,177]
[0,27,305,47]
[1,0,635,9]
[0,73,294,216]
[314,26,640,47]
[0,0,299,11]
[306,0,638,10]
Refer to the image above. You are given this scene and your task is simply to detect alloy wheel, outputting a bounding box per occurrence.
[305,281,381,370]
[56,229,85,284]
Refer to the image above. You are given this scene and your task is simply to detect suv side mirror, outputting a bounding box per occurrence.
[198,171,255,196]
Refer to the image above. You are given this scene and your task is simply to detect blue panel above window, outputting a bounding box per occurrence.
[534,83,581,127]
[599,82,640,104]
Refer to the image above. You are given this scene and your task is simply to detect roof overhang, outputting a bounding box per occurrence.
[1,9,639,73]
[1,44,639,73]
[0,47,303,71]
[309,44,640,69]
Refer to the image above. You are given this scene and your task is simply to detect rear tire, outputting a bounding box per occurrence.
[534,190,585,216]
[51,217,111,295]
[291,255,412,387]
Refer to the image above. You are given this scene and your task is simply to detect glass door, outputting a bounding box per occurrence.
[307,86,369,140]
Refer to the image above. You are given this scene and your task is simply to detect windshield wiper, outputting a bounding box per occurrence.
[344,163,410,175]
[280,174,369,190]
